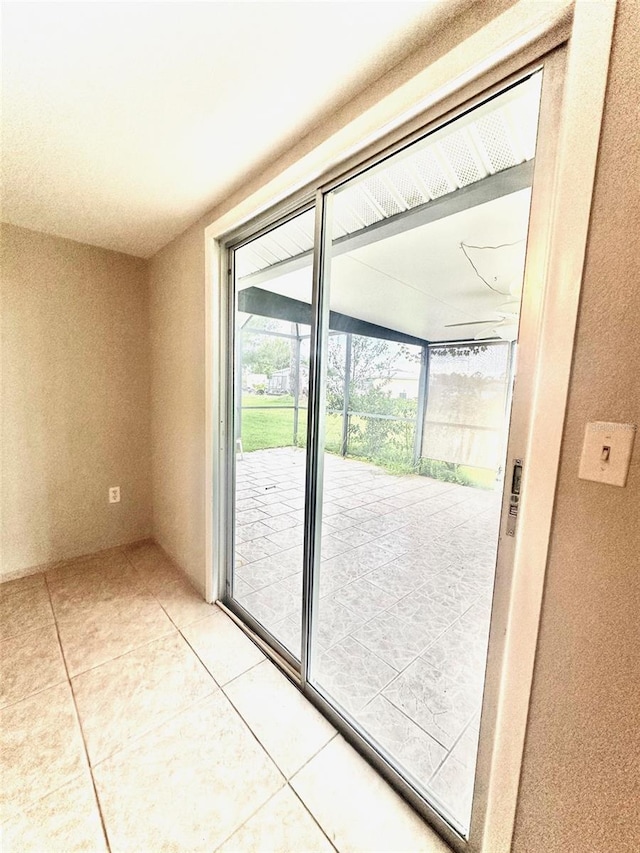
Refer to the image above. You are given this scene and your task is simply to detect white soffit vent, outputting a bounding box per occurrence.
[236,76,540,280]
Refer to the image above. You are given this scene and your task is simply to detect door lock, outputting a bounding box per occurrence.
[506,458,522,537]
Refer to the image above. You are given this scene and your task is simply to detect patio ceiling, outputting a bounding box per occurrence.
[235,75,540,344]
[237,187,532,344]
[330,188,531,343]
[236,75,539,277]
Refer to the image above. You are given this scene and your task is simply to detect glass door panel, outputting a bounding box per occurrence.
[229,208,315,660]
[225,71,544,838]
[309,74,542,834]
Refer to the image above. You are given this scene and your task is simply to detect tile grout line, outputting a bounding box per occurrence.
[428,712,479,785]
[176,605,274,691]
[215,656,267,690]
[287,775,341,853]
[213,667,343,853]
[287,731,341,781]
[122,546,220,635]
[88,689,222,773]
[0,669,68,712]
[199,674,314,849]
[209,785,288,852]
[60,625,178,681]
[178,617,242,690]
[217,677,292,783]
[209,744,340,853]
[49,549,181,681]
[42,571,113,853]
[49,558,224,774]
[55,550,225,771]
[215,653,342,798]
[44,546,218,759]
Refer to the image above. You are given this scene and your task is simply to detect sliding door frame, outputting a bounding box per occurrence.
[222,202,317,674]
[205,3,616,851]
[292,56,553,851]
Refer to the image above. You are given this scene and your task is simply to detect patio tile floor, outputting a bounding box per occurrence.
[233,447,502,830]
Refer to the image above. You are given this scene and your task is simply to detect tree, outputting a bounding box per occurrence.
[241,317,292,379]
[326,334,395,408]
[242,334,290,378]
[325,334,418,465]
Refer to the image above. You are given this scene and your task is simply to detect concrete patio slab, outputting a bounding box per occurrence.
[232,446,502,830]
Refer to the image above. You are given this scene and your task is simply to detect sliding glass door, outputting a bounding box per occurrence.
[226,71,542,839]
[229,208,315,661]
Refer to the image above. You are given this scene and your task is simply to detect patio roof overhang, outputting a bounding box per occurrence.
[235,78,542,347]
[236,164,532,346]
[237,159,533,295]
[238,286,431,348]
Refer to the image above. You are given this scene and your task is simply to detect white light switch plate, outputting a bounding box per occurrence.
[578,422,636,487]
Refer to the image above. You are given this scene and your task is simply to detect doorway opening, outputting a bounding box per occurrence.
[225,71,542,838]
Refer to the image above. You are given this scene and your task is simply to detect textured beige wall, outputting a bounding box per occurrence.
[512,2,640,850]
[1,224,151,578]
[148,224,206,592]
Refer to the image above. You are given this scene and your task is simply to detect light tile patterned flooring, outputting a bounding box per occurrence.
[0,542,452,852]
[234,448,502,829]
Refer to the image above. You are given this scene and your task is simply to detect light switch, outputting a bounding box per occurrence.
[578,422,636,487]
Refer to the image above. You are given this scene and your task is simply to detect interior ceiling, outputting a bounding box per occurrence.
[239,189,532,342]
[1,1,455,258]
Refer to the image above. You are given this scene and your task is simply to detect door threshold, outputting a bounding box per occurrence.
[216,599,301,687]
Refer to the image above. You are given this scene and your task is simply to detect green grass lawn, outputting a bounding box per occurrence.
[239,394,495,488]
[240,395,300,452]
[240,395,341,453]
[243,394,296,408]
